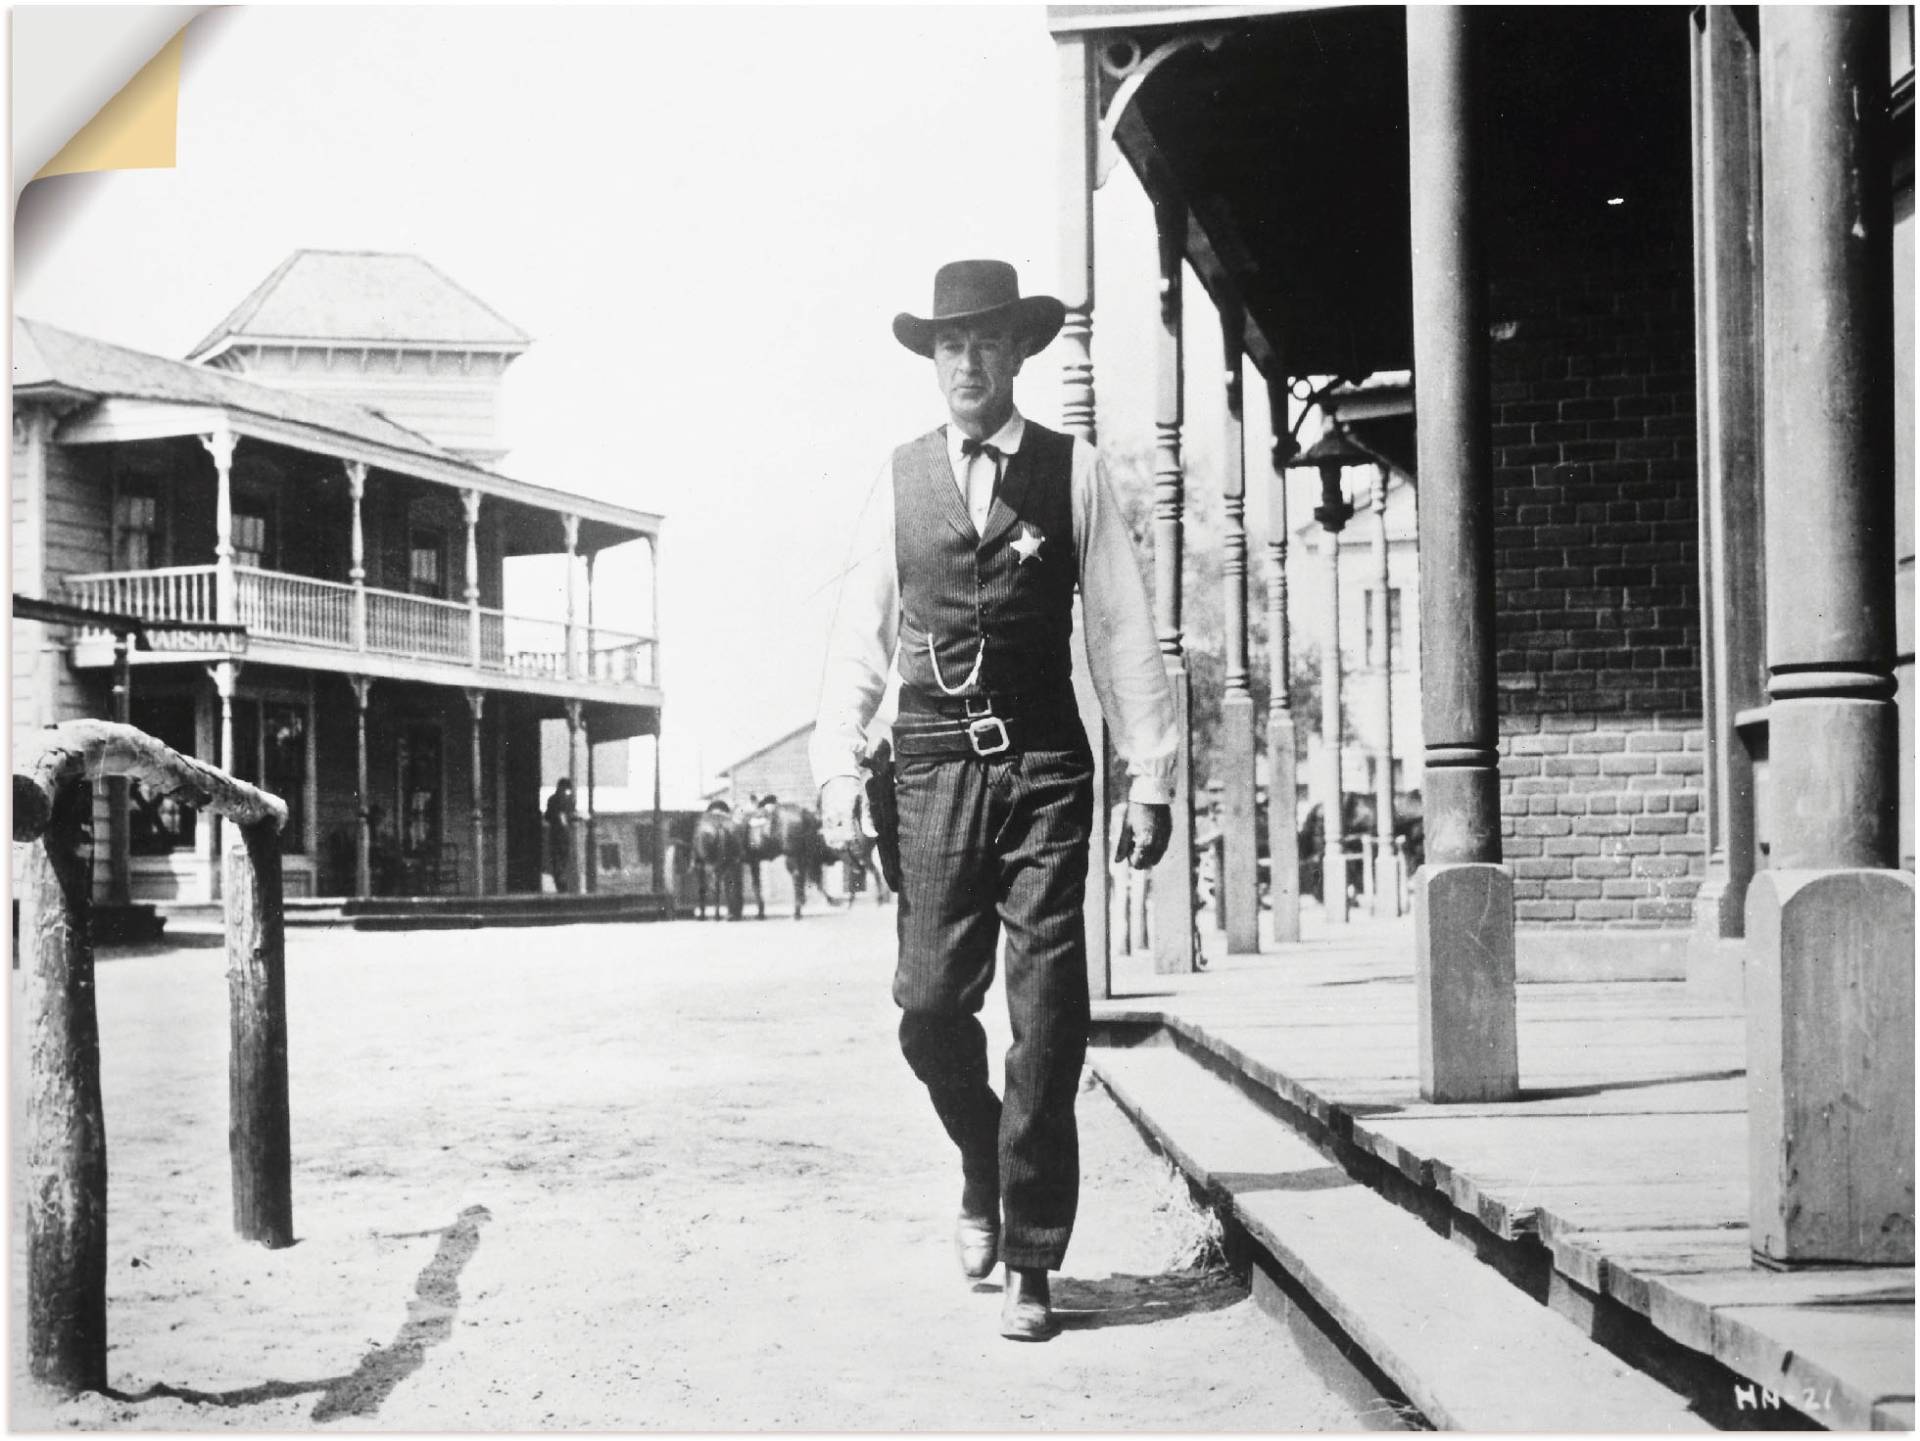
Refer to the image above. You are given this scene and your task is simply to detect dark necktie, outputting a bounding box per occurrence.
[959,437,1003,526]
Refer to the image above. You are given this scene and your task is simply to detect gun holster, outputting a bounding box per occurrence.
[863,739,902,892]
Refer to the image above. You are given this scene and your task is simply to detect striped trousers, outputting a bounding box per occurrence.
[891,738,1095,1272]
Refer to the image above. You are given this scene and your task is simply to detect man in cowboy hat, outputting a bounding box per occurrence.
[813,259,1176,1340]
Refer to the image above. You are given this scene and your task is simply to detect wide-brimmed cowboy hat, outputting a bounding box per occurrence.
[892,259,1067,358]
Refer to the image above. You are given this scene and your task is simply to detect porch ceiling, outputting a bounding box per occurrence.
[1107,6,1693,381]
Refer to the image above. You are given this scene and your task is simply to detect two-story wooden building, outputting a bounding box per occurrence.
[11,251,663,902]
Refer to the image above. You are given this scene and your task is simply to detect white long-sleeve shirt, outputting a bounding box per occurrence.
[810,410,1178,804]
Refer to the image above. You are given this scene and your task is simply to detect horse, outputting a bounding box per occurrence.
[741,797,844,919]
[691,801,746,920]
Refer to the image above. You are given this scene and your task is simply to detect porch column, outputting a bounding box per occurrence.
[585,551,598,684]
[1749,5,1912,1266]
[213,662,237,774]
[1218,303,1259,954]
[464,690,486,897]
[584,706,598,895]
[1150,196,1198,975]
[202,426,238,625]
[1265,380,1301,944]
[463,489,483,670]
[1406,4,1519,1103]
[345,462,368,652]
[351,677,371,899]
[304,680,319,859]
[1370,468,1401,920]
[209,660,238,902]
[1690,7,1766,956]
[562,514,581,682]
[106,634,133,906]
[565,699,585,893]
[1315,515,1349,925]
[651,726,666,896]
[1059,28,1110,996]
[646,535,662,688]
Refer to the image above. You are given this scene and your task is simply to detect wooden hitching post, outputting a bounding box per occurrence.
[226,817,293,1247]
[21,774,109,1394]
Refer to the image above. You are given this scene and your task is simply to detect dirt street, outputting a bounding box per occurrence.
[14,900,1391,1430]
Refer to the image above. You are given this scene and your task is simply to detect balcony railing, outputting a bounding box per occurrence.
[63,566,657,691]
[236,567,353,648]
[66,567,217,629]
[368,587,468,663]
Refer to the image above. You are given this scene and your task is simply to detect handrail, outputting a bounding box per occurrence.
[363,581,470,614]
[14,719,292,1396]
[64,564,217,582]
[231,564,356,595]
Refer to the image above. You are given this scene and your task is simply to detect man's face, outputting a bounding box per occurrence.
[934,324,1024,435]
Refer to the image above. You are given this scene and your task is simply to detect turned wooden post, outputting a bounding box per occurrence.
[210,658,238,902]
[203,427,237,626]
[1218,301,1260,954]
[1407,4,1519,1103]
[20,774,108,1394]
[565,700,584,893]
[1149,195,1198,974]
[463,488,483,671]
[466,689,487,896]
[1749,5,1912,1265]
[1369,468,1401,919]
[352,676,372,898]
[584,705,598,895]
[345,461,369,653]
[1058,28,1111,997]
[1317,521,1349,925]
[226,819,292,1247]
[562,514,581,682]
[651,728,666,896]
[1265,377,1302,944]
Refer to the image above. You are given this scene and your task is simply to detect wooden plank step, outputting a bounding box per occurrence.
[1703,1302,1915,1432]
[1090,1045,1712,1433]
[1549,1236,1912,1429]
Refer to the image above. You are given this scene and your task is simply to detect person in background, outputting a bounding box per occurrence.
[545,777,577,893]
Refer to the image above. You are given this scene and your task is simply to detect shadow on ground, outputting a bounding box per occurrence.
[1051,1268,1243,1331]
[105,1204,491,1423]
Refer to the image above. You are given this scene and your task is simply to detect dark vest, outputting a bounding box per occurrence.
[893,422,1078,705]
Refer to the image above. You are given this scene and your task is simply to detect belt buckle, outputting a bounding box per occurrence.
[963,696,1010,757]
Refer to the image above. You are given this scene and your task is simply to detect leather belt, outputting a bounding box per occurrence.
[892,715,1083,761]
[893,691,1082,760]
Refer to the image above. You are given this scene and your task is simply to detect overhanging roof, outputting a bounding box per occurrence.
[18,315,444,453]
[1077,6,1694,382]
[15,315,662,548]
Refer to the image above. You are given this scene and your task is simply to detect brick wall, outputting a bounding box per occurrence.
[1488,241,1705,928]
[1501,714,1705,925]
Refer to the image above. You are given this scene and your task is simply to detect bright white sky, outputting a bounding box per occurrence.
[15,5,1290,807]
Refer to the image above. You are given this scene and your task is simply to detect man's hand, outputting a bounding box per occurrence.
[820,775,866,851]
[1124,801,1171,870]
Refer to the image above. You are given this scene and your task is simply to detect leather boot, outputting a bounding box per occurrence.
[955,1209,1000,1280]
[999,1265,1054,1341]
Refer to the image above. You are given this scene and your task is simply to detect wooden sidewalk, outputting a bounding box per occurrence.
[1094,912,1915,1431]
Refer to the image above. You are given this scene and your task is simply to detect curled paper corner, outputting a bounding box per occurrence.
[33,24,189,183]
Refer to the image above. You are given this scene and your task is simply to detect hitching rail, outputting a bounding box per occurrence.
[13,720,293,1396]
